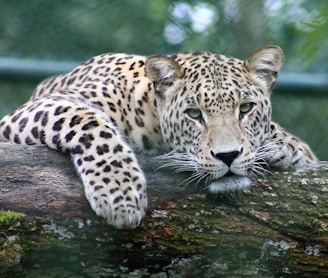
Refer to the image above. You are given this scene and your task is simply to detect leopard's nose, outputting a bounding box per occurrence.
[211,148,243,167]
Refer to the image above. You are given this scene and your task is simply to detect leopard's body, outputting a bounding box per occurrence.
[0,46,318,228]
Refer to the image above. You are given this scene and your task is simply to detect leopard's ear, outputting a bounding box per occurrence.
[145,55,183,97]
[246,45,284,90]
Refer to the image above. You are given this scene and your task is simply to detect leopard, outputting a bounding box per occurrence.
[0,45,318,229]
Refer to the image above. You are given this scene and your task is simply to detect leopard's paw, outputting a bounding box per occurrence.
[262,137,313,170]
[87,179,148,229]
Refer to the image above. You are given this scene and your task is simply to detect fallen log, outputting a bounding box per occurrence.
[0,142,327,277]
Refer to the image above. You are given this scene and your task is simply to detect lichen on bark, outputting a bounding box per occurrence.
[0,143,327,276]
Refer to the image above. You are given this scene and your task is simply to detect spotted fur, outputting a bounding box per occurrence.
[0,46,318,228]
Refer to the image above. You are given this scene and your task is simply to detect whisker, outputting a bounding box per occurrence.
[183,171,208,188]
[154,142,278,193]
[250,165,271,179]
[155,150,208,188]
[250,141,276,179]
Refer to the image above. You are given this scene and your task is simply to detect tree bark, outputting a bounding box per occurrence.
[0,142,327,276]
[0,142,194,219]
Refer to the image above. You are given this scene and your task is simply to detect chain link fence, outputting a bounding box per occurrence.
[0,0,327,159]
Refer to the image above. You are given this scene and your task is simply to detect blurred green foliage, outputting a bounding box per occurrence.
[0,0,327,159]
[1,0,327,68]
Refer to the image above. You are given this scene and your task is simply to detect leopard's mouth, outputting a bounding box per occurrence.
[208,172,251,193]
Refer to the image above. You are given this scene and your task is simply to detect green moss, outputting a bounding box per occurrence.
[0,211,25,228]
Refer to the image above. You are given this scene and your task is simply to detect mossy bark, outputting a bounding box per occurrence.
[0,142,327,277]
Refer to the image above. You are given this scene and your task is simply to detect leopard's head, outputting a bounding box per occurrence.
[145,46,284,192]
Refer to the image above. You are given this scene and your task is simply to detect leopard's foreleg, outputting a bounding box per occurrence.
[0,93,148,229]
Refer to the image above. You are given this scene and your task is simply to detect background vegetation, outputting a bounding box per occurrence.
[0,0,327,159]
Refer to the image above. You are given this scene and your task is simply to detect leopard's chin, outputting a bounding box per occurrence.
[208,175,251,193]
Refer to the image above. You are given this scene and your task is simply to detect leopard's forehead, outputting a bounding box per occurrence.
[174,51,246,76]
[173,51,263,112]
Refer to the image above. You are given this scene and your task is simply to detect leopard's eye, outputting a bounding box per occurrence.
[185,108,203,121]
[239,102,255,114]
